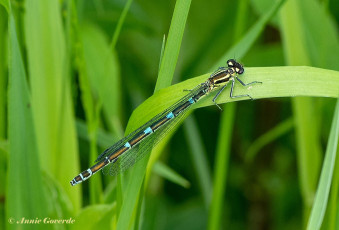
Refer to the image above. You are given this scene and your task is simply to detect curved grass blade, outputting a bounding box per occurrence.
[129,66,339,126]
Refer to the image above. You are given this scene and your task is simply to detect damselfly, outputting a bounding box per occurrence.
[70,59,261,186]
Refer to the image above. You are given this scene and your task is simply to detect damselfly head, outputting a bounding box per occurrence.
[235,65,244,74]
[227,59,236,67]
[227,59,244,75]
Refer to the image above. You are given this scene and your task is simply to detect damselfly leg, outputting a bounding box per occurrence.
[235,77,262,87]
[212,83,229,111]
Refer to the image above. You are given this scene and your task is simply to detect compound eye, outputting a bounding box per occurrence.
[227,59,235,67]
[237,67,244,74]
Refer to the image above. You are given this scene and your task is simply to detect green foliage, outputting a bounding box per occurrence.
[1,0,338,229]
[7,12,48,230]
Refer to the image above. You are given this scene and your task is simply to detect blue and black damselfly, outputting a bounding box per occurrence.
[70,59,261,186]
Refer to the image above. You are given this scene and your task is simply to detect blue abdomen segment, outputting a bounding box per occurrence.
[166,112,174,119]
[144,127,153,135]
[124,142,131,149]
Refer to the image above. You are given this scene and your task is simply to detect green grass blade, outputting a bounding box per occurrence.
[306,99,339,230]
[0,7,7,230]
[145,117,189,186]
[110,0,133,51]
[0,0,8,12]
[123,65,338,229]
[207,1,286,228]
[155,1,211,212]
[116,1,192,228]
[25,0,81,210]
[280,0,339,223]
[42,172,74,221]
[292,98,322,208]
[280,0,339,68]
[129,66,339,130]
[324,142,339,230]
[297,0,339,70]
[71,204,115,230]
[155,0,192,92]
[0,5,6,139]
[158,34,166,74]
[7,11,49,230]
[208,103,235,230]
[153,161,190,188]
[211,0,285,70]
[0,149,5,230]
[77,25,106,204]
[183,116,212,207]
[245,117,294,162]
[80,23,121,135]
[233,0,250,41]
[124,67,339,228]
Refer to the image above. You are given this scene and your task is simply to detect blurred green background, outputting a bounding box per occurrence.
[0,0,339,229]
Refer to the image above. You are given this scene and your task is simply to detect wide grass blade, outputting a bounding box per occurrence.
[25,0,81,210]
[129,66,339,130]
[80,23,121,135]
[117,64,339,228]
[7,10,49,230]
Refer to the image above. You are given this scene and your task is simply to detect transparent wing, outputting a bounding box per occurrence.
[102,108,189,176]
[96,84,205,163]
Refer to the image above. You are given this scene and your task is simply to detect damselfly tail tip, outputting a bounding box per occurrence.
[70,178,80,186]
